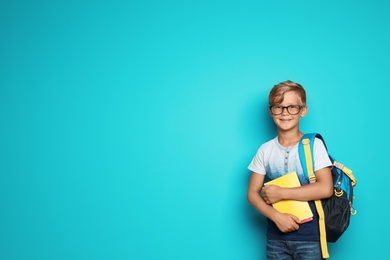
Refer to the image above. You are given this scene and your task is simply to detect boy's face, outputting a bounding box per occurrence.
[269,91,308,132]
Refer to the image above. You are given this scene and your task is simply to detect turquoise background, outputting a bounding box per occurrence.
[0,0,387,259]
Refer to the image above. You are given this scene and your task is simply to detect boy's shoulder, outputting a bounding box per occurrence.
[259,136,278,150]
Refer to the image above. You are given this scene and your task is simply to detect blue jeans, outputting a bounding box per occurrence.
[266,239,323,260]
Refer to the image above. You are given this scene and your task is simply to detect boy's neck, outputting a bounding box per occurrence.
[277,130,304,147]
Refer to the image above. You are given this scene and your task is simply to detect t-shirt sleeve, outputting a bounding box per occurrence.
[247,145,266,175]
[313,138,332,171]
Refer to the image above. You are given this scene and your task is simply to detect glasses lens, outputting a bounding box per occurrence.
[287,105,300,115]
[271,106,283,114]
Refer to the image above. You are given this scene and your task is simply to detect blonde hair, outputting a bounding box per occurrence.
[268,80,307,106]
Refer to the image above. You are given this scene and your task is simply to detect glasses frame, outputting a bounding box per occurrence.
[269,105,305,115]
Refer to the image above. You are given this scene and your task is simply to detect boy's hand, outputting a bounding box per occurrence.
[262,184,284,204]
[273,212,300,233]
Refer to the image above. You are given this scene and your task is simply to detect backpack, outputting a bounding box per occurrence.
[298,133,357,258]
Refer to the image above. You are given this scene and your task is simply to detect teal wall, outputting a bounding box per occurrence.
[0,1,387,259]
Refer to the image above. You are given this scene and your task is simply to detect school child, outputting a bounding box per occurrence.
[247,80,333,260]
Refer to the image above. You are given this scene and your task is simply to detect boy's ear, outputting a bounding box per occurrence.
[301,106,308,117]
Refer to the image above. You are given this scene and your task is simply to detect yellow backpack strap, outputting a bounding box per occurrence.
[302,138,316,184]
[315,200,329,258]
[333,161,357,187]
[301,137,329,258]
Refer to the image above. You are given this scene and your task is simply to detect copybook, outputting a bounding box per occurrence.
[264,171,313,223]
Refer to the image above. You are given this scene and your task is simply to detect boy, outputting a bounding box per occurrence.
[247,80,333,260]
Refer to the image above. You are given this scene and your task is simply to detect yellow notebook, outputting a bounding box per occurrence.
[264,171,313,223]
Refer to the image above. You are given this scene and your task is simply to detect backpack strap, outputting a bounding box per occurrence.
[299,133,329,258]
[298,133,321,183]
[333,161,356,187]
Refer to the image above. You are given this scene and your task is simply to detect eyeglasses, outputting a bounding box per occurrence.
[269,105,305,115]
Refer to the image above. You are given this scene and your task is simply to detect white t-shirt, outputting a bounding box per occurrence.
[248,136,332,184]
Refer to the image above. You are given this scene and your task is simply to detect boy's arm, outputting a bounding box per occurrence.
[247,172,300,232]
[262,167,333,204]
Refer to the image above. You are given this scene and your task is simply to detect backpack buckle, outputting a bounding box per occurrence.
[309,175,316,184]
[333,161,345,170]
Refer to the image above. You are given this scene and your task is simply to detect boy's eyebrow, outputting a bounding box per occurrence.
[272,103,303,106]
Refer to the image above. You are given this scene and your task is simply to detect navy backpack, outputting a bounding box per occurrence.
[298,133,357,258]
